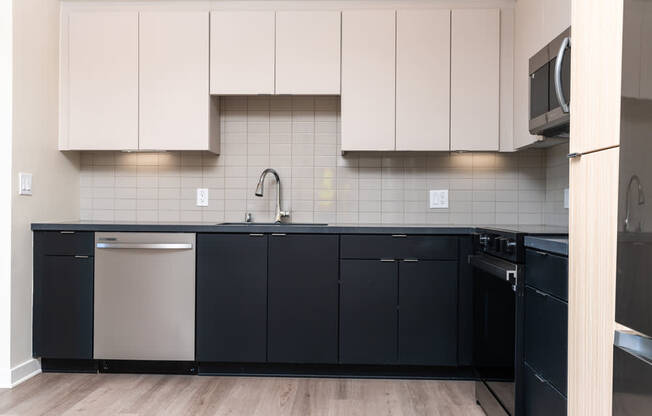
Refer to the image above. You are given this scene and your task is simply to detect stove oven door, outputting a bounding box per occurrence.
[470,254,524,416]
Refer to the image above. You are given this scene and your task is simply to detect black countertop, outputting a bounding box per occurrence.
[31,221,568,236]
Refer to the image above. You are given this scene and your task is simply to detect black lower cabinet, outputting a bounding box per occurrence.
[268,234,339,364]
[33,255,94,359]
[398,261,458,366]
[524,363,567,416]
[340,260,398,364]
[524,286,568,395]
[196,234,268,362]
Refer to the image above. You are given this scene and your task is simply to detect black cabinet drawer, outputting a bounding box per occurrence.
[525,286,568,395]
[34,231,94,256]
[524,362,567,416]
[525,249,568,301]
[340,235,458,260]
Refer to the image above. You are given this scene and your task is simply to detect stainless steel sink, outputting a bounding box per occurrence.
[219,222,328,226]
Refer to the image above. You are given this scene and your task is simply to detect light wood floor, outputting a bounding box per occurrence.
[0,373,485,416]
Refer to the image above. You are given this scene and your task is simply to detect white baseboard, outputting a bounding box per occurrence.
[0,358,41,388]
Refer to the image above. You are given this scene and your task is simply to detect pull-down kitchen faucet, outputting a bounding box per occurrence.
[255,168,290,223]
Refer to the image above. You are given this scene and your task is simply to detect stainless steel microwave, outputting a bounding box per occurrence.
[529,27,571,137]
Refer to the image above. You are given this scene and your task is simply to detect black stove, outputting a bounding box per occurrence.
[475,226,568,264]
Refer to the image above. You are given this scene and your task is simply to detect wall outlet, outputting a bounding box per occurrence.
[429,190,449,209]
[563,188,569,209]
[196,188,208,207]
[18,173,32,195]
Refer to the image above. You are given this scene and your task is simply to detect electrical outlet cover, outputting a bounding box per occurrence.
[196,188,209,207]
[429,190,449,209]
[18,172,32,195]
[564,188,569,209]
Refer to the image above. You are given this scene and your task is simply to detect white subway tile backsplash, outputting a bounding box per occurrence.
[80,96,568,227]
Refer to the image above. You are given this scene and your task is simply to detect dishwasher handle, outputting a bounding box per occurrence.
[96,243,193,250]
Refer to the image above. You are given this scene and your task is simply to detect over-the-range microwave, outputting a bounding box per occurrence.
[529,27,571,137]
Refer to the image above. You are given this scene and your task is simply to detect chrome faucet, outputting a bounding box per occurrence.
[255,168,290,223]
[624,174,646,232]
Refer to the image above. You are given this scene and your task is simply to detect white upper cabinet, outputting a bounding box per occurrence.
[210,11,275,95]
[65,12,139,150]
[140,12,217,152]
[275,11,341,95]
[450,9,500,151]
[396,9,451,151]
[341,10,396,151]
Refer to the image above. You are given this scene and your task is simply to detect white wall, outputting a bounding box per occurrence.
[7,0,80,386]
[0,0,14,388]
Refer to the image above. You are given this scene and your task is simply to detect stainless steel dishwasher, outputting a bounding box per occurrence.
[94,232,195,361]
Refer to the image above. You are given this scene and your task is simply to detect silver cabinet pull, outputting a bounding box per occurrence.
[567,152,581,159]
[96,243,193,250]
[271,233,286,237]
[74,255,89,259]
[554,36,571,113]
[391,234,407,238]
[534,289,549,298]
[249,233,264,237]
[534,373,547,384]
[60,231,75,234]
[380,259,396,262]
[403,259,419,262]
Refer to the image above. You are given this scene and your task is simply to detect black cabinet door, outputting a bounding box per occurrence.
[196,233,268,362]
[268,234,339,364]
[33,255,93,359]
[340,260,397,364]
[524,363,567,416]
[398,260,458,366]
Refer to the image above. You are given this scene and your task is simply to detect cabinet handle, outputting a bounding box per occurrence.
[534,289,549,298]
[403,259,419,262]
[391,234,407,238]
[74,255,89,259]
[249,233,264,237]
[271,233,286,237]
[60,231,75,234]
[380,259,396,262]
[534,250,549,257]
[567,152,582,159]
[534,373,547,384]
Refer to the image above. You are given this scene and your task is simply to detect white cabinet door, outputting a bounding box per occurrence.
[210,11,275,95]
[66,12,138,150]
[276,11,341,95]
[544,0,571,42]
[450,9,500,151]
[396,10,450,151]
[139,12,216,152]
[341,10,395,151]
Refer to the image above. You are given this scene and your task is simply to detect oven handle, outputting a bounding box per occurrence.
[469,254,521,290]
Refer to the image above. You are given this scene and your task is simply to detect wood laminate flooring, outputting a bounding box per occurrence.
[0,373,485,416]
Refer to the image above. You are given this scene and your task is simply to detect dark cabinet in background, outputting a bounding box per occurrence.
[399,260,458,366]
[33,231,94,359]
[196,233,268,362]
[268,234,339,364]
[523,246,568,414]
[340,259,398,364]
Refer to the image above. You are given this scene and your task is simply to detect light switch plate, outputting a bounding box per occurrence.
[429,190,449,209]
[196,188,208,207]
[18,173,32,195]
[563,188,569,209]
